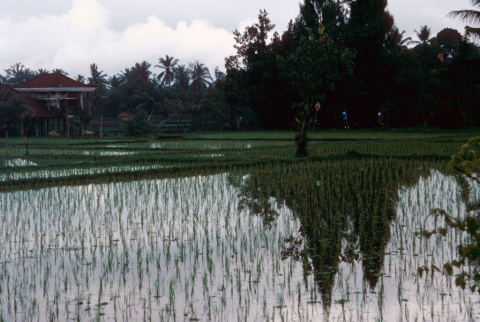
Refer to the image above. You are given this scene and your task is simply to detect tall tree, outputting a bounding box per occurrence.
[156,55,179,87]
[410,25,434,46]
[37,68,49,75]
[108,75,121,89]
[410,25,443,73]
[0,84,28,155]
[51,69,68,75]
[387,27,411,50]
[88,63,108,95]
[173,65,190,93]
[130,61,152,85]
[133,78,165,116]
[187,61,212,92]
[4,63,36,85]
[336,0,398,126]
[435,28,463,62]
[74,74,86,83]
[278,24,355,155]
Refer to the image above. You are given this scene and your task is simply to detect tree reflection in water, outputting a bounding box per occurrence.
[231,158,433,307]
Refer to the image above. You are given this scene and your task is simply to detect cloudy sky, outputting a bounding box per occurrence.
[0,0,476,79]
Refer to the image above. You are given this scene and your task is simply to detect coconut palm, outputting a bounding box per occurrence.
[4,63,25,80]
[133,79,163,115]
[409,25,434,46]
[130,61,152,85]
[74,74,86,83]
[173,65,190,93]
[4,63,36,85]
[387,26,412,50]
[448,0,480,39]
[156,55,179,87]
[88,63,108,94]
[187,61,212,92]
[51,69,68,75]
[108,75,121,89]
[37,68,49,75]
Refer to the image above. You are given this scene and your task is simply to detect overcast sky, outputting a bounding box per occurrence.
[0,0,476,79]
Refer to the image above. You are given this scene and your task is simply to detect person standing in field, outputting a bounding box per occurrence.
[239,115,245,130]
[378,112,384,127]
[342,111,349,129]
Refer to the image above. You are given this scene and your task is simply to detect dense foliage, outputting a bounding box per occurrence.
[1,0,480,131]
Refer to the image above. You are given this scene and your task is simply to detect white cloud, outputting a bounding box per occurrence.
[0,0,236,78]
[2,0,475,79]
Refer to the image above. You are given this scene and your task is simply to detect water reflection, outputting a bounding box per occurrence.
[0,173,312,321]
[0,164,170,182]
[1,163,479,321]
[234,160,480,320]
[3,158,37,167]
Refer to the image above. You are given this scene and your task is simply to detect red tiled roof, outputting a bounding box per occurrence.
[15,73,95,89]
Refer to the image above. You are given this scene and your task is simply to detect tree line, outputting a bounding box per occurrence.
[223,0,480,131]
[2,0,480,135]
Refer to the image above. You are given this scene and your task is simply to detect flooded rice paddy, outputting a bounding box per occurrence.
[1,132,480,321]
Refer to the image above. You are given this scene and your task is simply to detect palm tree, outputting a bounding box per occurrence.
[448,0,480,39]
[75,74,86,83]
[51,69,68,75]
[187,61,212,92]
[173,65,190,93]
[37,68,49,75]
[409,25,433,46]
[130,61,152,86]
[88,63,108,94]
[388,26,411,50]
[4,63,36,85]
[4,62,25,79]
[156,55,179,87]
[133,79,163,115]
[108,75,121,89]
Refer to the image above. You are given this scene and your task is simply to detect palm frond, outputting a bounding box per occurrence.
[406,39,420,46]
[465,26,480,38]
[399,37,412,46]
[448,10,480,25]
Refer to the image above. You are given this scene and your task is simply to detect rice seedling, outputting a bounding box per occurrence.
[0,131,479,321]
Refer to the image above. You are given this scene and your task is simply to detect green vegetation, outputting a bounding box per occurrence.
[3,0,480,137]
[1,131,480,321]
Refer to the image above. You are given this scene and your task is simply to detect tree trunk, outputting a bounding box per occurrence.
[296,119,308,156]
[23,135,29,156]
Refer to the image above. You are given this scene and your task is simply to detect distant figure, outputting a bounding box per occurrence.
[342,111,349,129]
[378,112,384,127]
[239,115,245,130]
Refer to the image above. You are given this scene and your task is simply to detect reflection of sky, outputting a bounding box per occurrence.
[0,174,313,321]
[3,158,37,167]
[82,151,136,156]
[0,164,169,181]
[1,170,479,321]
[328,169,480,321]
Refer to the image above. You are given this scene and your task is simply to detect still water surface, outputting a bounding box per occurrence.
[0,170,479,321]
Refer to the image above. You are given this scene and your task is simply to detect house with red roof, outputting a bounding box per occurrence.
[14,73,97,137]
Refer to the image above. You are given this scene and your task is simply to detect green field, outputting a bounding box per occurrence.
[1,130,479,321]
